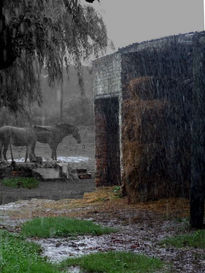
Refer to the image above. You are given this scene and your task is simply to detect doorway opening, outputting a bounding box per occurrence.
[95,96,121,186]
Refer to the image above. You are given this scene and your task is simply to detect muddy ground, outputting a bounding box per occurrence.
[0,179,95,204]
[0,189,205,273]
[0,128,205,272]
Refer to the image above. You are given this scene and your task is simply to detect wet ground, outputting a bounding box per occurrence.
[0,129,204,272]
[0,178,95,204]
[0,190,204,273]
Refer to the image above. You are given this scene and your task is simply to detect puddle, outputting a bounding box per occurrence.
[30,230,143,263]
[0,201,25,210]
[0,200,53,227]
[57,156,89,163]
[30,236,107,262]
[8,156,89,163]
[66,266,85,273]
[0,199,53,211]
[0,216,26,227]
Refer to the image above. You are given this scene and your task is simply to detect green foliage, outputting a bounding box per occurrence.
[1,177,39,189]
[0,230,60,273]
[59,251,164,273]
[21,217,116,238]
[0,0,108,112]
[113,186,122,198]
[160,229,205,248]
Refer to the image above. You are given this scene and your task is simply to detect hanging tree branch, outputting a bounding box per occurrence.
[0,0,107,112]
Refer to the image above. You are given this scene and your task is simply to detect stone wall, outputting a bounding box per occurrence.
[93,52,122,187]
[93,53,121,97]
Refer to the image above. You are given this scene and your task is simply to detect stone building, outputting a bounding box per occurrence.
[93,31,205,206]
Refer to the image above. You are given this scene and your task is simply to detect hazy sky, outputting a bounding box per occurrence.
[91,0,204,49]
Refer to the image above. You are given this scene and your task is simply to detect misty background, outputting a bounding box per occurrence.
[0,0,203,128]
[0,66,93,127]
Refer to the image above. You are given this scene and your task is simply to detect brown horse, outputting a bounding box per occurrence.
[33,123,81,160]
[0,126,37,162]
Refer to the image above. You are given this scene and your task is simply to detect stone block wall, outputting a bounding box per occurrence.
[93,53,121,97]
[93,52,122,187]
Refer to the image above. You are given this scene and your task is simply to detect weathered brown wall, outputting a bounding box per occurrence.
[121,38,193,202]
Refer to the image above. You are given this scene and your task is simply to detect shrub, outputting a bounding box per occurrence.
[1,177,39,189]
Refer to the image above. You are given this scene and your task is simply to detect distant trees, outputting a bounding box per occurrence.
[0,0,107,111]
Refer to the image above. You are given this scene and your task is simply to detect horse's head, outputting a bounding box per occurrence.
[72,127,81,144]
[56,123,81,144]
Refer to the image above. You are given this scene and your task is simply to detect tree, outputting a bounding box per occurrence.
[0,0,107,111]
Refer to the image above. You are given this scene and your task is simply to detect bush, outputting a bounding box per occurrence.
[1,177,39,189]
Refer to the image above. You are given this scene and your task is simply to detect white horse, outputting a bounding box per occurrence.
[0,126,37,162]
[33,123,81,160]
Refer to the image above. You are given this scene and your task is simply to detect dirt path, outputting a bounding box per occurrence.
[0,188,204,273]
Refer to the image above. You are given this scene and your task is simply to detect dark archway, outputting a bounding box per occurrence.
[95,96,121,187]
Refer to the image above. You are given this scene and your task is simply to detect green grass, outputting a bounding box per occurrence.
[59,251,164,273]
[21,217,116,238]
[0,230,60,273]
[1,177,39,189]
[0,232,166,273]
[160,229,205,248]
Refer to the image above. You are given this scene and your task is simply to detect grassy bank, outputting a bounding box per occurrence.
[0,230,167,273]
[21,217,116,238]
[59,251,164,273]
[0,230,60,273]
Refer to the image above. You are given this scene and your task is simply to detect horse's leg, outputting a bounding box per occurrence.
[50,143,57,160]
[54,145,57,161]
[0,142,3,161]
[25,146,28,162]
[9,142,14,162]
[28,142,36,162]
[3,143,8,161]
[31,142,36,161]
[51,145,55,160]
